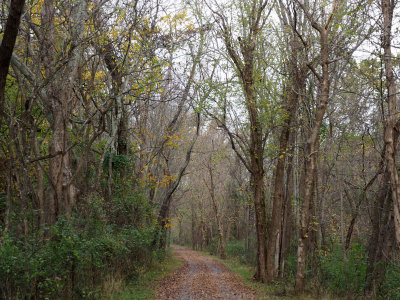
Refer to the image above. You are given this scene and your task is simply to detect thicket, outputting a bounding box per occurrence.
[0,150,167,300]
[0,189,164,299]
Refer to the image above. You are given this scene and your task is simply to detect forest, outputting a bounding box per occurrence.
[0,0,400,299]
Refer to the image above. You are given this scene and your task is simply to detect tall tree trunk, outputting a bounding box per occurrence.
[207,155,226,259]
[33,132,44,228]
[267,37,304,280]
[365,169,392,294]
[48,109,65,222]
[191,202,196,250]
[216,1,270,280]
[295,27,331,292]
[381,0,400,249]
[178,217,183,245]
[267,99,293,281]
[279,129,296,277]
[40,0,86,223]
[243,46,267,282]
[252,168,267,282]
[365,118,400,293]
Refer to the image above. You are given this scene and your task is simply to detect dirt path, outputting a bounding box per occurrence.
[156,246,257,300]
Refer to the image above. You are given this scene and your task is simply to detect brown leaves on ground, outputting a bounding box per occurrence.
[156,246,257,300]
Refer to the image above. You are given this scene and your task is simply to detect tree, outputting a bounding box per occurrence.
[266,0,308,281]
[207,0,271,281]
[293,0,371,291]
[381,0,400,250]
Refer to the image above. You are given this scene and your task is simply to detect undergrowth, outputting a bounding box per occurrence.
[203,239,400,299]
[0,190,165,299]
[110,251,182,299]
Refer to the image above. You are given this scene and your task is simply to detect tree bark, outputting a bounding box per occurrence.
[241,29,268,283]
[267,34,305,281]
[279,127,296,277]
[365,170,390,294]
[0,0,25,125]
[206,155,226,259]
[381,0,400,250]
[295,26,331,292]
[40,0,86,223]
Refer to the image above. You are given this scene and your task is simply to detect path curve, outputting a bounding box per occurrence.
[156,246,257,300]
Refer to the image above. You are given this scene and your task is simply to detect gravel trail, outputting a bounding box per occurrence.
[156,246,257,300]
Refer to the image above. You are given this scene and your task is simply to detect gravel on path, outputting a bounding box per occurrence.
[156,246,257,300]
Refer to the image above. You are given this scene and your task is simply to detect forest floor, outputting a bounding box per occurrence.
[156,246,258,300]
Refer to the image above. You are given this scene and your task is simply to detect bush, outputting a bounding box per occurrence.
[0,191,160,299]
[282,244,298,280]
[319,243,367,297]
[208,239,255,265]
[226,240,248,264]
[206,236,219,255]
[380,262,400,300]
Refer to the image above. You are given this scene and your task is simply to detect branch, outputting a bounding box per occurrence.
[307,62,322,82]
[295,0,323,33]
[325,0,339,30]
[208,111,252,173]
[27,142,77,164]
[206,2,244,75]
[158,112,201,219]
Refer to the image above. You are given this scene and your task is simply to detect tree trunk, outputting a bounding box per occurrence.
[365,169,391,294]
[381,0,400,250]
[243,47,267,282]
[267,107,292,281]
[365,115,400,293]
[267,38,304,280]
[252,169,267,282]
[0,0,25,125]
[279,130,296,277]
[216,2,270,281]
[207,155,226,259]
[156,114,200,249]
[295,28,330,292]
[48,109,65,223]
[33,135,45,228]
[40,0,86,223]
[191,202,196,250]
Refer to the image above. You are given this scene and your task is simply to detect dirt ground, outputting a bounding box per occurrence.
[156,246,257,300]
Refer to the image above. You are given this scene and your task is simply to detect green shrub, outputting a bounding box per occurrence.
[282,245,298,280]
[0,235,29,297]
[380,262,400,300]
[320,242,367,297]
[206,236,219,255]
[0,190,161,299]
[226,240,248,264]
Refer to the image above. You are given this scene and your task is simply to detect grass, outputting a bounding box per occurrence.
[106,253,183,300]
